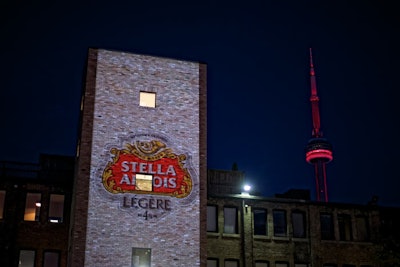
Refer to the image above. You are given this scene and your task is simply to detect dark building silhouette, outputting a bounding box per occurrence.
[0,154,74,267]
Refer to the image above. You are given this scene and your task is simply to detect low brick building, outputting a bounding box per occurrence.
[0,154,74,267]
[1,158,400,266]
[206,170,400,267]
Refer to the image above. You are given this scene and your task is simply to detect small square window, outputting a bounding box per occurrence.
[136,174,153,191]
[132,247,151,267]
[207,258,219,267]
[19,250,35,267]
[225,259,239,267]
[139,91,156,108]
[44,251,60,267]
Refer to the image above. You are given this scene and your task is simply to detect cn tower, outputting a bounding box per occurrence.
[305,48,333,202]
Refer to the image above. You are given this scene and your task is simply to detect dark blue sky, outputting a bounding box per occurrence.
[1,1,399,206]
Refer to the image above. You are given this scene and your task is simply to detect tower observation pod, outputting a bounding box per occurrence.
[305,48,333,202]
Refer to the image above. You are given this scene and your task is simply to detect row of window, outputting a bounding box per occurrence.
[19,250,60,267]
[207,259,306,267]
[207,205,370,241]
[207,206,306,237]
[0,191,65,223]
[207,260,372,267]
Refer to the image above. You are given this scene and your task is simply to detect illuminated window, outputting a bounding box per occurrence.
[273,210,287,237]
[207,258,219,267]
[223,207,238,234]
[253,209,267,235]
[225,259,239,267]
[24,193,41,221]
[320,213,334,240]
[49,194,65,223]
[356,216,370,241]
[139,91,156,108]
[292,211,306,238]
[43,251,60,267]
[19,250,35,267]
[136,174,153,191]
[255,261,269,267]
[207,205,218,232]
[0,190,5,219]
[338,214,352,241]
[132,247,151,267]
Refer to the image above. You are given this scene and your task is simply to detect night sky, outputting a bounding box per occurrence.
[1,1,399,206]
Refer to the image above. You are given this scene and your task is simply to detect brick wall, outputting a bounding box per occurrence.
[69,48,207,267]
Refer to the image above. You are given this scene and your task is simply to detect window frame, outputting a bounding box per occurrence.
[24,192,42,222]
[207,205,218,232]
[132,247,151,267]
[43,250,61,267]
[338,213,353,241]
[255,260,269,267]
[223,206,238,234]
[139,91,156,108]
[19,249,36,267]
[320,212,335,240]
[355,215,370,241]
[273,209,287,237]
[48,194,65,223]
[224,259,239,267]
[253,208,268,236]
[292,210,306,238]
[207,258,219,267]
[0,190,5,220]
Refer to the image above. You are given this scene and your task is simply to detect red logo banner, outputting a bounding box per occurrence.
[102,141,192,198]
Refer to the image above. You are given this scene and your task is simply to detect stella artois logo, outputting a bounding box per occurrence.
[102,140,192,198]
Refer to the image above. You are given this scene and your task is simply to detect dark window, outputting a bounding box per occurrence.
[273,210,287,236]
[19,250,35,267]
[207,258,219,267]
[224,207,238,234]
[132,248,151,267]
[255,261,269,267]
[44,251,60,267]
[292,211,306,238]
[338,214,352,241]
[207,205,218,232]
[253,209,267,235]
[49,194,65,223]
[323,264,337,267]
[320,213,334,240]
[225,259,239,267]
[0,190,5,219]
[276,261,289,267]
[356,216,370,241]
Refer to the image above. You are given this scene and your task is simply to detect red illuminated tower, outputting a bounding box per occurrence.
[305,48,333,202]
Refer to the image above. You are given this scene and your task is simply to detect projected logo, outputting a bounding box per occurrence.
[102,140,192,198]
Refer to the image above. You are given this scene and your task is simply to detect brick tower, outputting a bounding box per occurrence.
[68,48,207,267]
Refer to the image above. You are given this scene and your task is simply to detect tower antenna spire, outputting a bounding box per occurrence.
[309,48,321,137]
[305,48,333,202]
